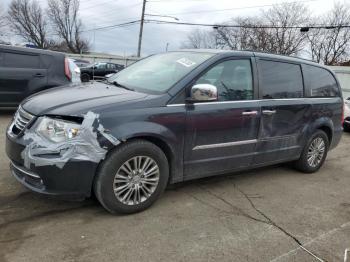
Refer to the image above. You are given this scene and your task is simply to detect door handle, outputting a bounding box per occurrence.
[242,110,258,116]
[262,110,276,115]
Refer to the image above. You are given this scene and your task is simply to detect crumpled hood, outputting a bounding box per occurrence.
[22,82,148,116]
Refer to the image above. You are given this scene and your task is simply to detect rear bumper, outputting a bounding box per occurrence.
[6,131,98,199]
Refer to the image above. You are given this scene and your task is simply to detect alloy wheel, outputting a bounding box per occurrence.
[113,156,160,205]
[307,137,326,168]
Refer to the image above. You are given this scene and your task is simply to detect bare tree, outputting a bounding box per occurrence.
[7,0,49,48]
[261,2,309,55]
[307,3,350,65]
[48,0,89,53]
[214,17,271,51]
[190,2,309,56]
[0,3,9,42]
[181,29,218,49]
[0,3,7,28]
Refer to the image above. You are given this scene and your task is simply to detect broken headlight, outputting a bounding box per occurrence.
[36,117,81,143]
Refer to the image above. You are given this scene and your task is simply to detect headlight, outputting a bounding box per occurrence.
[36,117,81,143]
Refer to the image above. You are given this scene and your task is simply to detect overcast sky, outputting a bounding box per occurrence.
[2,0,342,56]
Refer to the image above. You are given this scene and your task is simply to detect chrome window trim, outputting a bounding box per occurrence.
[193,139,257,150]
[166,97,339,107]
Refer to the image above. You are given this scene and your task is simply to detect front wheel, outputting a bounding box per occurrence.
[81,73,90,82]
[94,140,169,214]
[294,130,329,173]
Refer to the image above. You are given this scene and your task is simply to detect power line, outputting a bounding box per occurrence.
[144,19,350,30]
[80,0,124,11]
[81,18,350,34]
[150,0,319,16]
[82,20,141,33]
[148,0,212,2]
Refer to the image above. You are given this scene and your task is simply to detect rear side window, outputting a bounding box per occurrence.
[3,52,40,69]
[259,60,303,99]
[303,65,339,97]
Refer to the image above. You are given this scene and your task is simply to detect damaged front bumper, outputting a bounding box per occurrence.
[6,131,99,199]
[5,110,120,199]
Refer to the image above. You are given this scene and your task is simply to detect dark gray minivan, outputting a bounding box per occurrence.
[6,50,343,214]
[0,45,79,108]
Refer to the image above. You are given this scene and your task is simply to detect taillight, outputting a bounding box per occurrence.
[64,58,71,81]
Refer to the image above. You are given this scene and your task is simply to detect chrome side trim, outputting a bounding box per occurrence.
[166,97,339,107]
[10,161,41,179]
[193,139,257,150]
[167,103,186,107]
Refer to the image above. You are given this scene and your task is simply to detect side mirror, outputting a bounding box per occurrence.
[187,84,218,103]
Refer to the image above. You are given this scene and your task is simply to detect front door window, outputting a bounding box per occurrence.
[195,59,253,101]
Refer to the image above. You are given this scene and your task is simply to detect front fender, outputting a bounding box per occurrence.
[112,121,178,145]
[105,120,184,183]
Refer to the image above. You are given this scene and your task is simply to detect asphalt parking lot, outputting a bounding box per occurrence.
[0,111,349,262]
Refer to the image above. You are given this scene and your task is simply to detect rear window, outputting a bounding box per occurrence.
[303,65,339,97]
[3,52,40,69]
[259,60,303,99]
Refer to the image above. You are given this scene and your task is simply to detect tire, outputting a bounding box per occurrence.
[94,139,169,214]
[81,74,90,82]
[294,130,329,173]
[343,123,350,132]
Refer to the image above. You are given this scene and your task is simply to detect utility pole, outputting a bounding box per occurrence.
[165,43,169,52]
[137,0,146,57]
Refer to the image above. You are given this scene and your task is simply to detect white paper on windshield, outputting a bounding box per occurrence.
[176,58,196,67]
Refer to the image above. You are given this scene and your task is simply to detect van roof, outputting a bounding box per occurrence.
[178,48,323,67]
[0,44,64,56]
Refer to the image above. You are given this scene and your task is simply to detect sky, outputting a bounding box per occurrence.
[1,0,343,56]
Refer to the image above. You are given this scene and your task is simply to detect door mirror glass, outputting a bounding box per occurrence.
[189,84,218,102]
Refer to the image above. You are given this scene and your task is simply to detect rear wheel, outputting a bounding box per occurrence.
[94,140,169,214]
[294,130,329,173]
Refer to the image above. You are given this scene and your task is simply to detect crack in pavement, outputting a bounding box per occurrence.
[179,187,268,225]
[271,221,350,261]
[182,180,327,261]
[0,234,35,244]
[194,185,270,225]
[0,203,95,231]
[233,184,326,262]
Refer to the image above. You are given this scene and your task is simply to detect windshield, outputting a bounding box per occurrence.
[108,52,214,93]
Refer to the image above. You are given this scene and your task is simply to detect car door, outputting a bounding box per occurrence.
[254,58,311,165]
[0,50,47,106]
[183,58,261,180]
[92,63,106,78]
[107,63,117,74]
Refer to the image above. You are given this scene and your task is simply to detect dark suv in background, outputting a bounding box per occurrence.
[80,62,125,82]
[6,50,343,214]
[0,45,80,108]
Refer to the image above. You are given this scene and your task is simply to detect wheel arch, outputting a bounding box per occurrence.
[317,125,333,144]
[302,117,334,149]
[124,134,179,185]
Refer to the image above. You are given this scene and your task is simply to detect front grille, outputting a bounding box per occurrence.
[11,106,34,135]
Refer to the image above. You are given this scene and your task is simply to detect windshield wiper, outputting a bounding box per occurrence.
[112,81,134,91]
